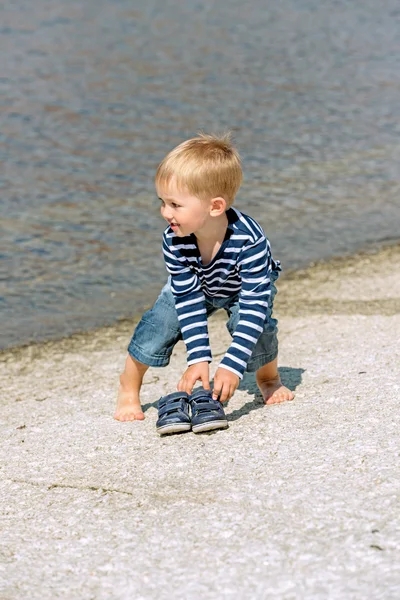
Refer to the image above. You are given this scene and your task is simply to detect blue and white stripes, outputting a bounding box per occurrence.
[162,207,280,378]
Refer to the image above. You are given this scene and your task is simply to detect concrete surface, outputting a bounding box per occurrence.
[1,244,400,600]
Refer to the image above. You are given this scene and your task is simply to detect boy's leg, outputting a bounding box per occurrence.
[255,356,294,405]
[226,273,294,404]
[115,356,148,421]
[115,279,182,422]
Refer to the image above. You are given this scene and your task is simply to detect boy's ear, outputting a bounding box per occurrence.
[210,197,227,216]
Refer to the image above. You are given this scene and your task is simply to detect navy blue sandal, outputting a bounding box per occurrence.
[189,387,228,433]
[156,391,191,435]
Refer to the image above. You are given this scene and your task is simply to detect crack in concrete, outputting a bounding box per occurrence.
[9,478,134,496]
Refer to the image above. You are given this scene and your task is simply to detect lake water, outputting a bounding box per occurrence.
[1,0,400,350]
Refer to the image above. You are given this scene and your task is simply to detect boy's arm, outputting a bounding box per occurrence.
[162,233,212,369]
[218,235,273,379]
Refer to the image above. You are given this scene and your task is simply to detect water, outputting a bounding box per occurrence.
[1,0,400,350]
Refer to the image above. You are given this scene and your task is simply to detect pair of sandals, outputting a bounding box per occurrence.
[156,387,228,435]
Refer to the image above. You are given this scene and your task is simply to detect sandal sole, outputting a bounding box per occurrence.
[192,420,228,434]
[156,423,192,435]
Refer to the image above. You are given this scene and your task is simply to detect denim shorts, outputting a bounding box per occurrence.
[128,274,279,373]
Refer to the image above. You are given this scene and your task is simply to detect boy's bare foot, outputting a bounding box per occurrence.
[256,374,295,405]
[114,356,148,421]
[114,387,145,422]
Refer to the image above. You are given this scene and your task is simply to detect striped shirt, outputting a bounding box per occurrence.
[162,207,281,379]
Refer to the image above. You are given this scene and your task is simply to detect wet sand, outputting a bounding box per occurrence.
[1,244,399,599]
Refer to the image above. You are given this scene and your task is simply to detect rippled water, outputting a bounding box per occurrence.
[1,0,400,349]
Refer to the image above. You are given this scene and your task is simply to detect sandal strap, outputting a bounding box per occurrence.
[158,391,189,419]
[158,398,188,418]
[158,391,188,409]
[190,395,224,418]
[158,391,189,405]
[191,399,222,410]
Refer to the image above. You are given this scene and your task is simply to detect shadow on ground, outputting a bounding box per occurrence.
[142,366,305,421]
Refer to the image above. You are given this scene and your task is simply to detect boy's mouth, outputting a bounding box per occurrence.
[169,221,179,229]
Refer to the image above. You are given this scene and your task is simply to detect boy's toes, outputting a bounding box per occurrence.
[114,409,145,422]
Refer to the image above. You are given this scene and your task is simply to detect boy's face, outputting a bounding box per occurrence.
[157,177,213,238]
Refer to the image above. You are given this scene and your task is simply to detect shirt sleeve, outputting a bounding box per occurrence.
[162,233,212,366]
[218,235,273,379]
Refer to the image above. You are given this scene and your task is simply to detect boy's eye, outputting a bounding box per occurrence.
[158,197,180,209]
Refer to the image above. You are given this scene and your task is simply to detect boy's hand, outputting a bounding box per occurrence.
[177,362,210,395]
[212,367,240,403]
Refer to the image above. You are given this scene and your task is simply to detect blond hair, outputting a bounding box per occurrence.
[155,132,242,206]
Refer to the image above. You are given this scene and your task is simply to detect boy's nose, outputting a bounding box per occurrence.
[161,205,172,220]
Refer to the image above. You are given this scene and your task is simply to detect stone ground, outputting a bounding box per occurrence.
[1,245,400,600]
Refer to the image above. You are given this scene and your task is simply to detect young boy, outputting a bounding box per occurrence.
[115,133,294,423]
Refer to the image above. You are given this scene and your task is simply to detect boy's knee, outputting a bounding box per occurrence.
[127,284,182,367]
[226,304,240,336]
